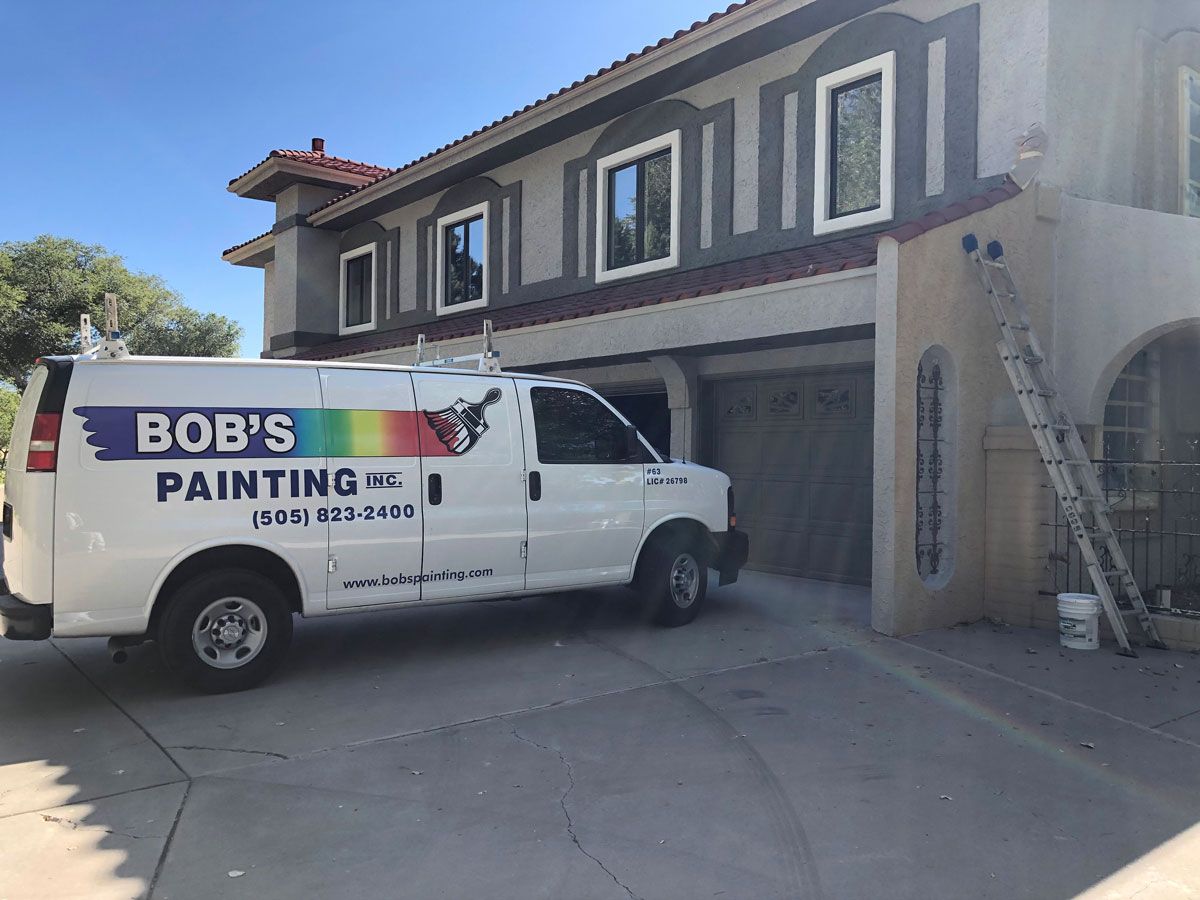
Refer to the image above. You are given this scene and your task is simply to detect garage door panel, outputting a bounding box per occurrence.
[711,366,873,586]
[762,431,812,475]
[750,526,810,575]
[717,431,762,472]
[809,429,872,475]
[807,530,872,582]
[757,479,809,521]
[808,481,871,526]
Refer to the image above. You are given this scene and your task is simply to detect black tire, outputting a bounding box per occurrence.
[157,569,293,693]
[638,534,709,627]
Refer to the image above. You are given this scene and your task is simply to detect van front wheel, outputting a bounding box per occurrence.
[158,569,293,693]
[639,536,709,627]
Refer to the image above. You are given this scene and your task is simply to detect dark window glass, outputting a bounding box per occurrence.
[829,73,883,218]
[607,147,672,271]
[344,253,371,327]
[531,387,643,464]
[443,214,485,307]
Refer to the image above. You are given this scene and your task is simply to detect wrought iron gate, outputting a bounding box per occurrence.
[1044,454,1200,615]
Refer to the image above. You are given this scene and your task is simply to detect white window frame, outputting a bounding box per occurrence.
[338,244,376,336]
[1179,66,1200,217]
[594,130,682,284]
[435,201,490,316]
[813,51,896,236]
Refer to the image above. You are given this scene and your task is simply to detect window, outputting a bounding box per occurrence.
[436,202,488,315]
[339,245,376,335]
[595,131,681,283]
[530,387,646,464]
[1180,67,1200,216]
[1102,347,1161,507]
[813,51,896,235]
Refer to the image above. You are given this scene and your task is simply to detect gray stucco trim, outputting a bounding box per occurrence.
[270,330,337,351]
[271,214,309,235]
[412,176,522,323]
[758,7,984,246]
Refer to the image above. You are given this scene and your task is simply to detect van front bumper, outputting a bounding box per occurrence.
[0,585,52,641]
[714,528,749,586]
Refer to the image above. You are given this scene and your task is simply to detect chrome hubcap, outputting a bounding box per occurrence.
[192,597,267,669]
[669,554,700,608]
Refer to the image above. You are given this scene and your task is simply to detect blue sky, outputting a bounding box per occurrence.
[4,0,723,357]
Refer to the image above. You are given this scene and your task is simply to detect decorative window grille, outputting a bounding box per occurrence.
[916,348,955,582]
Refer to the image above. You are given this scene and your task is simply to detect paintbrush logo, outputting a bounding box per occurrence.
[422,388,502,455]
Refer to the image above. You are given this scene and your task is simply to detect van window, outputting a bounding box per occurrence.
[530,387,641,464]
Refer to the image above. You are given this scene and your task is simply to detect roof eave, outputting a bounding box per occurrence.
[228,158,379,201]
[222,232,276,268]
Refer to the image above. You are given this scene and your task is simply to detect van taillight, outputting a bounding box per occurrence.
[727,486,736,529]
[26,413,61,472]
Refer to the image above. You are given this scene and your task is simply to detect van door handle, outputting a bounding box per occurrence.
[528,470,541,502]
[428,473,442,506]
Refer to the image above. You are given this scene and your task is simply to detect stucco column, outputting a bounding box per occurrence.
[649,355,699,461]
[871,238,900,635]
[269,224,340,357]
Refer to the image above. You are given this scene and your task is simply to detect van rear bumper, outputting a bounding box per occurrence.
[0,585,52,641]
[714,529,749,586]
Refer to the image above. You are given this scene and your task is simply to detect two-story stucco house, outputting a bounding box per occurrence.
[223,0,1200,648]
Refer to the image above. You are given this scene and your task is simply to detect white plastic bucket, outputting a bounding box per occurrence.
[1057,593,1102,650]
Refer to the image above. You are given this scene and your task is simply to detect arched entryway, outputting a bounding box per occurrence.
[1052,323,1200,614]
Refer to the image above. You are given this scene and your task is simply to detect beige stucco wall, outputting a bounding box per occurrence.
[874,187,1057,636]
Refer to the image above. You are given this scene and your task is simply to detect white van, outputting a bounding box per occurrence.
[1,355,747,692]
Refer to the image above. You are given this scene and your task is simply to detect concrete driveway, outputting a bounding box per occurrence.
[1,572,1199,900]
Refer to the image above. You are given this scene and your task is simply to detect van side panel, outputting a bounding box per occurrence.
[3,366,56,605]
[53,361,328,636]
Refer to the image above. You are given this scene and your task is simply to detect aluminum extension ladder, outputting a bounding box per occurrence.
[962,233,1166,657]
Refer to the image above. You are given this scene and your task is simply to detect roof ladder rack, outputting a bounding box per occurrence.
[962,233,1166,657]
[414,320,502,373]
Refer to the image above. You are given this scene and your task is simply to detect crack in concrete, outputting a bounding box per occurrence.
[507,723,642,900]
[164,745,288,761]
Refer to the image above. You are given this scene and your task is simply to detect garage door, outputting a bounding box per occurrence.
[710,368,873,584]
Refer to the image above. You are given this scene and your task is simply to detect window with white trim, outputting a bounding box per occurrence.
[1180,67,1200,217]
[813,51,896,235]
[1101,347,1161,508]
[339,245,376,335]
[436,202,488,315]
[595,131,681,283]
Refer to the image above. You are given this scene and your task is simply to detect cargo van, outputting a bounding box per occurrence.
[1,354,747,692]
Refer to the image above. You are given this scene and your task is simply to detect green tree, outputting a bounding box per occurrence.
[0,236,243,390]
[0,387,18,472]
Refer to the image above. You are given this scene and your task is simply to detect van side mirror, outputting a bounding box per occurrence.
[624,424,642,462]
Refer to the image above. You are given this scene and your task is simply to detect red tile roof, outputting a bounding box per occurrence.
[881,180,1021,243]
[222,228,272,259]
[306,0,763,218]
[293,180,1023,362]
[295,232,878,361]
[228,149,396,188]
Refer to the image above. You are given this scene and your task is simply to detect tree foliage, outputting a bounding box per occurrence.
[0,236,243,390]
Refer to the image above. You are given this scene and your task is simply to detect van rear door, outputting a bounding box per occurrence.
[3,358,71,607]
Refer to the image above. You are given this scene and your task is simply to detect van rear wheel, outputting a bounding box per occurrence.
[639,534,709,627]
[158,569,292,693]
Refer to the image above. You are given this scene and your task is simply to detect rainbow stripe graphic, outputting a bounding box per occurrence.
[324,409,424,457]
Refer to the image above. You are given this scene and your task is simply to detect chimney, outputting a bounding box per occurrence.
[311,137,325,155]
